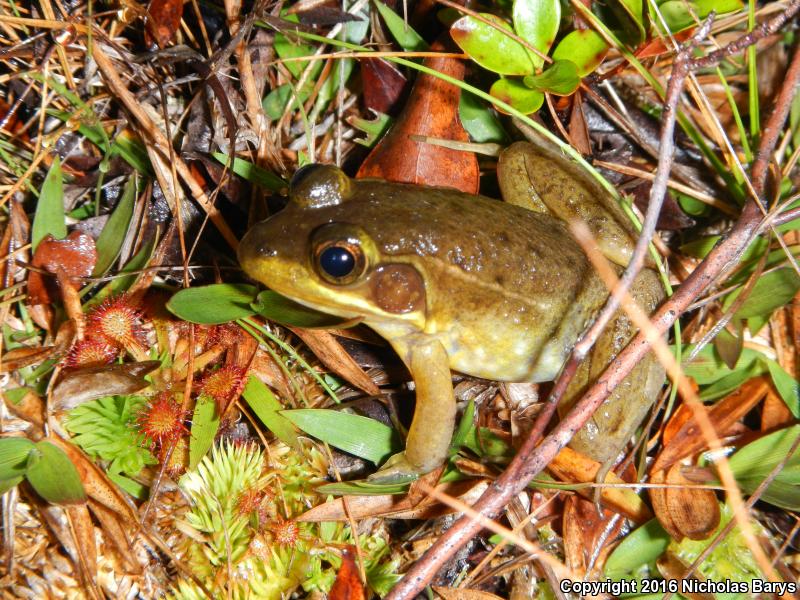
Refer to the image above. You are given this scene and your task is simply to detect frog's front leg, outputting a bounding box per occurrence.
[368,334,455,483]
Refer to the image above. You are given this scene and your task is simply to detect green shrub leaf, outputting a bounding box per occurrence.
[242,376,299,448]
[512,0,560,70]
[489,78,544,114]
[451,14,535,76]
[552,30,609,77]
[523,60,580,95]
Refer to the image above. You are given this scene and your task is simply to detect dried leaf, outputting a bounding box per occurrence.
[357,43,479,193]
[299,479,489,521]
[653,377,769,473]
[28,231,97,306]
[65,504,98,586]
[548,446,652,523]
[49,436,138,521]
[52,360,161,413]
[663,463,720,541]
[329,545,365,600]
[361,58,408,115]
[434,587,505,600]
[290,328,380,396]
[145,0,183,47]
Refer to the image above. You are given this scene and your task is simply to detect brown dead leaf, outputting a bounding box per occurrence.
[356,41,479,193]
[65,503,99,589]
[1,345,57,372]
[290,327,380,396]
[48,437,140,523]
[761,383,794,431]
[361,58,408,115]
[145,0,183,48]
[433,587,506,600]
[567,92,591,155]
[654,377,769,473]
[548,446,652,523]
[656,552,715,600]
[299,479,490,521]
[563,495,622,574]
[89,499,142,573]
[3,387,45,436]
[650,464,719,542]
[28,231,97,306]
[329,545,365,600]
[52,360,160,412]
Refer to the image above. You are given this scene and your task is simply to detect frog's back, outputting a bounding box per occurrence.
[334,182,609,382]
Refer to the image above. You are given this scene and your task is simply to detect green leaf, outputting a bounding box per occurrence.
[604,518,671,579]
[523,60,580,95]
[489,78,544,114]
[512,0,560,70]
[681,344,763,385]
[349,111,393,147]
[727,426,800,510]
[274,17,323,79]
[373,0,428,51]
[93,175,137,276]
[764,359,800,417]
[32,156,67,251]
[0,476,24,495]
[451,14,535,76]
[252,290,355,328]
[242,376,299,448]
[167,283,258,325]
[211,153,286,192]
[723,267,800,320]
[282,409,402,464]
[316,479,410,495]
[551,30,610,77]
[451,399,476,451]
[0,437,36,480]
[189,395,220,470]
[657,0,743,33]
[25,441,87,504]
[608,0,646,45]
[459,93,508,143]
[263,83,296,121]
[95,236,157,300]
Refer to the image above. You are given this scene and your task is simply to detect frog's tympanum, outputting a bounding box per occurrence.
[239,142,665,482]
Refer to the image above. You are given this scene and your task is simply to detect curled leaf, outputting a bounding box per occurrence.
[523,60,580,95]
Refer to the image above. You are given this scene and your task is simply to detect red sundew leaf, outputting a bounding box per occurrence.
[28,231,97,306]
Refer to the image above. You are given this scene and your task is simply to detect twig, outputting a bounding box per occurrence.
[687,0,800,71]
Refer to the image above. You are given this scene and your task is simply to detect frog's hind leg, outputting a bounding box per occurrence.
[558,268,666,502]
[368,335,456,483]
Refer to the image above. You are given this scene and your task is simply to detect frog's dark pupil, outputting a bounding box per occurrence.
[319,246,355,278]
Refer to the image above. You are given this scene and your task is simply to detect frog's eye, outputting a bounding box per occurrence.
[311,224,368,285]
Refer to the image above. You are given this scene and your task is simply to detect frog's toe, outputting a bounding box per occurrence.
[367,452,422,484]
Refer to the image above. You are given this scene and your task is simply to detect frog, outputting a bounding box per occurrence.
[238,141,665,483]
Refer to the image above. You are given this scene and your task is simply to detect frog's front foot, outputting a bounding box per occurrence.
[367,452,423,484]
